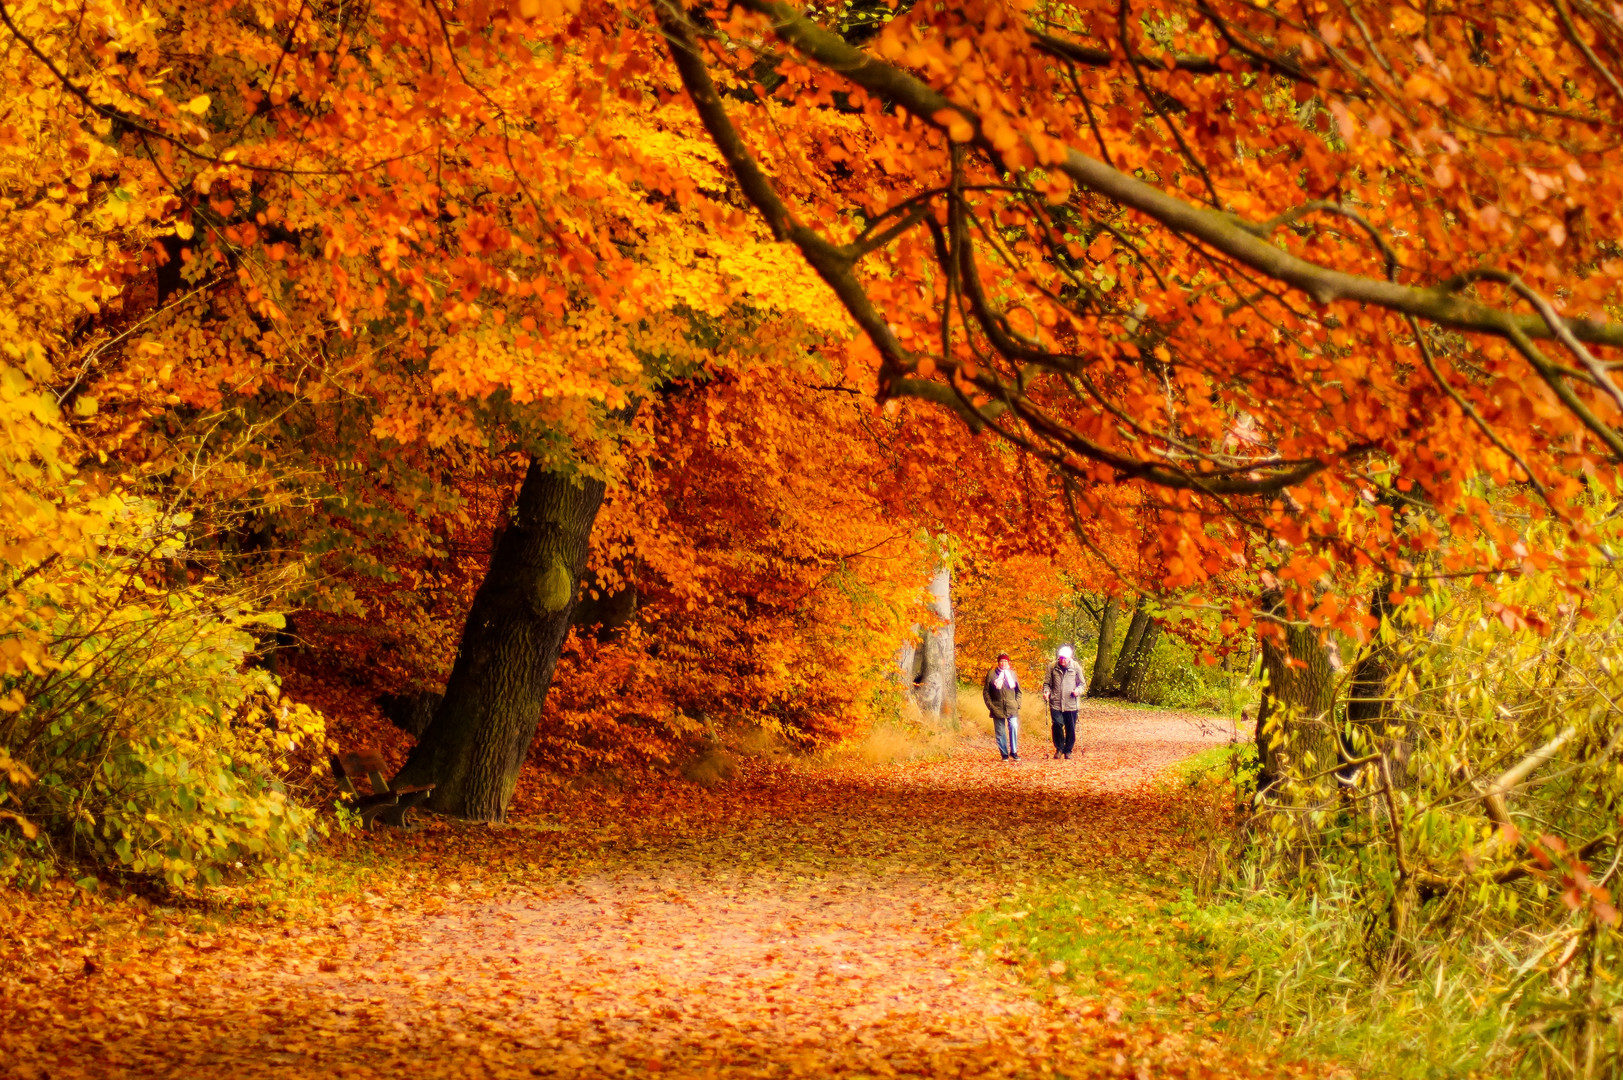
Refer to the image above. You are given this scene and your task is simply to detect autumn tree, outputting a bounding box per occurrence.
[280,352,1004,785]
[1086,597,1118,695]
[954,552,1075,681]
[643,0,1623,780]
[540,366,947,762]
[1,0,887,819]
[23,0,1623,821]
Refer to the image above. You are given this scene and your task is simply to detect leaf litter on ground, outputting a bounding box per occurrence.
[0,704,1344,1079]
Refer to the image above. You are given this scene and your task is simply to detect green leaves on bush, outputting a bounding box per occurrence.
[1,495,329,889]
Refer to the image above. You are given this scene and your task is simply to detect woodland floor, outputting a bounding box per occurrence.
[0,705,1336,1080]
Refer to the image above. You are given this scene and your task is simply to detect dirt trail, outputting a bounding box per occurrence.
[2,707,1273,1080]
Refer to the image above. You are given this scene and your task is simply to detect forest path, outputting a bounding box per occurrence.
[4,706,1300,1080]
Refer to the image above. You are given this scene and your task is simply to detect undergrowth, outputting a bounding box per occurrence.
[839,692,963,765]
[969,738,1513,1080]
[1134,635,1256,716]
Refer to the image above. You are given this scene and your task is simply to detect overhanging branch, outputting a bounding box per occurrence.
[735,0,1623,351]
[659,0,1364,497]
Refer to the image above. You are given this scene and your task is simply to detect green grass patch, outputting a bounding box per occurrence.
[969,873,1219,1025]
[1169,740,1258,787]
[969,868,1507,1076]
[968,742,1513,1079]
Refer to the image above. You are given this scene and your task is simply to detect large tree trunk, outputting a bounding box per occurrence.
[1121,620,1162,702]
[1106,598,1151,695]
[394,458,605,820]
[1255,589,1339,792]
[899,563,956,721]
[1088,598,1119,697]
[1344,583,1407,785]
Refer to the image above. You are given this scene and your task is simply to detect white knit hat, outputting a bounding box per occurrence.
[1057,645,1073,659]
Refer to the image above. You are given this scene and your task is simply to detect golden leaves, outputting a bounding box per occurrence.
[933,107,976,143]
[668,0,1623,632]
[0,747,37,837]
[517,0,579,21]
[0,714,1278,1079]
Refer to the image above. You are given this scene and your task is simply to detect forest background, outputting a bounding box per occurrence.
[7,0,1623,1075]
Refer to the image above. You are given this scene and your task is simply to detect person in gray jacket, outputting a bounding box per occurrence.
[982,653,1022,761]
[1042,645,1086,759]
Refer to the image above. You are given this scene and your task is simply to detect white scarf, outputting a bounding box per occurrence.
[993,668,1018,690]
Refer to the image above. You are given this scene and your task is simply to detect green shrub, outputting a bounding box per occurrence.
[1,498,329,889]
[1171,740,1259,790]
[1224,523,1623,1078]
[1136,634,1254,714]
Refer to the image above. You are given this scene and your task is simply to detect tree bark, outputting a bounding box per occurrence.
[1255,589,1339,792]
[394,458,606,820]
[1344,583,1408,785]
[898,563,956,720]
[1108,598,1151,694]
[1088,598,1119,697]
[1121,620,1162,702]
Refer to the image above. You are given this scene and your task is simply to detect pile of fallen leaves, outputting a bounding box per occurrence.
[0,705,1338,1079]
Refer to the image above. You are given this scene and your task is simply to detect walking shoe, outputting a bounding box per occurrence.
[1000,754,1009,761]
[1064,752,1072,760]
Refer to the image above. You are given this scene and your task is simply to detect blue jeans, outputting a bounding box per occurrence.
[993,715,1020,758]
[1051,710,1077,754]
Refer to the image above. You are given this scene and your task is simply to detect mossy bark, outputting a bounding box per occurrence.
[1255,589,1340,791]
[1108,598,1151,692]
[1088,598,1119,697]
[1121,620,1161,702]
[1095,597,1160,700]
[395,458,605,820]
[1345,583,1409,786]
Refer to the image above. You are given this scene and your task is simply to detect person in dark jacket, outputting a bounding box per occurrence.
[1042,645,1086,759]
[982,653,1022,761]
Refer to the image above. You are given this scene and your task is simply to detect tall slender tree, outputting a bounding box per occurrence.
[1087,598,1119,697]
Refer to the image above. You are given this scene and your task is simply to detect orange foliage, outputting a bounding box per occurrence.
[954,552,1073,681]
[15,0,1623,658]
[536,369,940,763]
[643,0,1623,639]
[29,0,1615,776]
[277,364,971,770]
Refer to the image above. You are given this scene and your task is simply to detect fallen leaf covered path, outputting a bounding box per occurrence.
[3,707,1321,1079]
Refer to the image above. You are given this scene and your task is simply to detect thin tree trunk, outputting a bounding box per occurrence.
[394,458,606,820]
[1089,598,1119,697]
[900,563,956,720]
